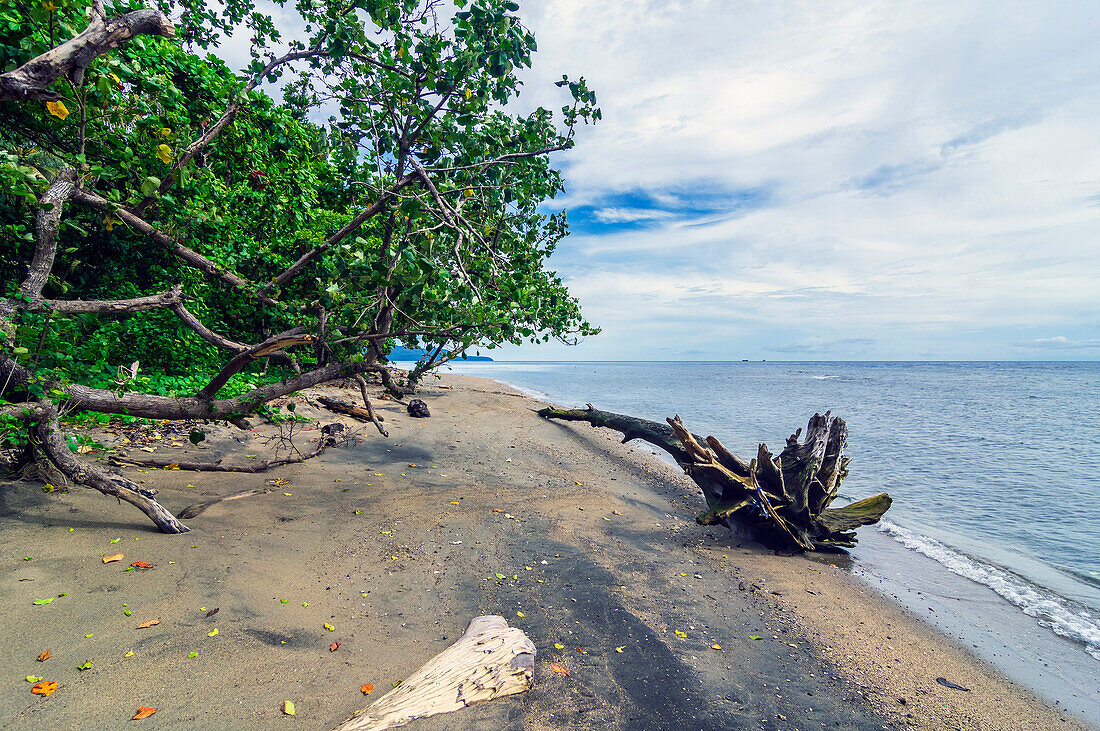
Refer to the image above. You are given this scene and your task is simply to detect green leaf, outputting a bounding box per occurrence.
[33,597,54,605]
[140,177,161,197]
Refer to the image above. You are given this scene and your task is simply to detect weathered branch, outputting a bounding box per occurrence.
[70,189,281,307]
[1,351,370,421]
[0,167,77,335]
[42,284,182,314]
[169,301,248,352]
[0,2,174,101]
[29,403,188,533]
[318,386,387,437]
[196,330,312,400]
[333,615,535,731]
[539,404,891,552]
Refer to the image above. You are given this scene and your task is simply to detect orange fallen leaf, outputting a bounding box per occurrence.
[613,510,623,516]
[165,463,179,470]
[131,706,157,720]
[549,663,570,676]
[329,641,340,652]
[360,684,374,694]
[130,560,154,568]
[103,553,124,564]
[37,650,51,662]
[31,680,57,696]
[136,619,160,629]
[492,508,504,513]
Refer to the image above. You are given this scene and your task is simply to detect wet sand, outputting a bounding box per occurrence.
[0,375,1090,729]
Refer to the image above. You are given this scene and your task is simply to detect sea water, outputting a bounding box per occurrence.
[438,361,1100,677]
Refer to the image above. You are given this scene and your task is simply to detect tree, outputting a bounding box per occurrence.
[0,0,599,532]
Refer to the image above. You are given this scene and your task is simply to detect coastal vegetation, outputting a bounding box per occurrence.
[0,0,598,531]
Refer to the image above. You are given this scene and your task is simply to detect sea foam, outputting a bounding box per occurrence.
[878,519,1100,661]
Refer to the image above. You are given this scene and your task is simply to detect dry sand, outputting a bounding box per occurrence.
[0,375,1091,730]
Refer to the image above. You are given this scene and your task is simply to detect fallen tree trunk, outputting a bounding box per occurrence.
[333,615,535,731]
[538,404,890,551]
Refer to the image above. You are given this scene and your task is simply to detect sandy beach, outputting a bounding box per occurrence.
[0,375,1091,730]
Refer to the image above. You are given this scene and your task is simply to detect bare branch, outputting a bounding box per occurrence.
[43,284,182,314]
[354,373,388,436]
[0,3,174,101]
[71,189,281,307]
[31,401,189,533]
[196,331,313,400]
[0,167,77,334]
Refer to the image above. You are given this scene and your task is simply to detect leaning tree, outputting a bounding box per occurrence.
[0,0,598,532]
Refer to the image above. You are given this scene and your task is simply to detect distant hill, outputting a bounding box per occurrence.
[386,346,493,362]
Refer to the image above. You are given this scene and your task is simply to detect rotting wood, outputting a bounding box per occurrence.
[538,404,890,552]
[332,615,535,731]
[318,388,387,438]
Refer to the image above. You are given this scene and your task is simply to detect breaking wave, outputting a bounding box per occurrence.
[878,519,1100,661]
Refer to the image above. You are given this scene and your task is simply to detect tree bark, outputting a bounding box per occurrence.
[31,405,189,533]
[332,615,535,731]
[0,2,174,101]
[538,405,891,552]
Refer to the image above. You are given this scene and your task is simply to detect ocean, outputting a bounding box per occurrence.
[435,360,1100,719]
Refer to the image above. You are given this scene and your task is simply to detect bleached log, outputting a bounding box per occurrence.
[333,615,536,731]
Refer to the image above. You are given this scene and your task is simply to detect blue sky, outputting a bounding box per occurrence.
[481,0,1100,360]
[217,1,1100,361]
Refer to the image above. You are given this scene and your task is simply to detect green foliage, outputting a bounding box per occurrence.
[1,0,598,412]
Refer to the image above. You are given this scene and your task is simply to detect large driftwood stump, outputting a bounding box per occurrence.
[538,404,890,551]
[332,615,535,731]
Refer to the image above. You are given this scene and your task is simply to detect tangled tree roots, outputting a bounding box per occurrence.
[538,404,891,552]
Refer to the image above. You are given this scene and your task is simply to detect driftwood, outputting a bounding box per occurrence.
[317,390,388,438]
[333,615,535,731]
[538,404,891,551]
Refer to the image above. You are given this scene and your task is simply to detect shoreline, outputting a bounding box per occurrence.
[0,375,1092,729]
[444,362,1100,722]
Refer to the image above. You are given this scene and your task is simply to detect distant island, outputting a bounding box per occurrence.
[387,346,493,362]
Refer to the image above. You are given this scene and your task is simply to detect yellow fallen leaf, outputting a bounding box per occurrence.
[674,630,687,638]
[553,643,565,650]
[103,553,124,564]
[614,646,625,653]
[449,501,460,505]
[26,675,43,683]
[711,644,722,650]
[207,628,218,637]
[282,700,295,716]
[124,650,135,657]
[324,623,335,631]
[516,611,525,618]
[46,100,69,120]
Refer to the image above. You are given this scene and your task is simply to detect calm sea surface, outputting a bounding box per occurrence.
[440,361,1100,662]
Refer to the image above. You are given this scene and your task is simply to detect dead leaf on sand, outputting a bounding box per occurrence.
[131,707,157,719]
[103,553,124,564]
[360,684,374,694]
[37,651,51,662]
[130,561,154,568]
[330,641,340,652]
[549,663,570,677]
[136,619,160,629]
[30,680,57,697]
[205,607,219,618]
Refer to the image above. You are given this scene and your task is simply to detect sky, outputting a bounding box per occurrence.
[220,1,1100,361]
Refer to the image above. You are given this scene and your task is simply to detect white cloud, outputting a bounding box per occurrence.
[504,0,1100,359]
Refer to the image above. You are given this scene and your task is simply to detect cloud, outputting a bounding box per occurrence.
[1018,336,1100,350]
[501,0,1100,360]
[591,207,675,223]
